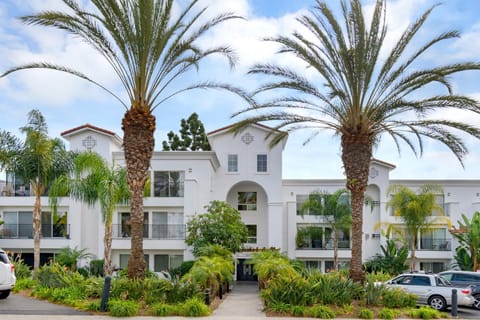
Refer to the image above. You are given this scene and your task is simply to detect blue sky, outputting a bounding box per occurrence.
[1,0,480,180]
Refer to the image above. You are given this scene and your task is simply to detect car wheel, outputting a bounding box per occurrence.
[428,295,447,311]
[473,294,480,310]
[0,290,10,299]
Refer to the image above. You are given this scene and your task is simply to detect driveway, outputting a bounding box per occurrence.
[0,293,91,315]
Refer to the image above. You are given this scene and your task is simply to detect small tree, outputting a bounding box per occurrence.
[386,184,449,270]
[450,212,480,271]
[186,201,248,256]
[300,189,352,271]
[162,113,211,151]
[364,232,408,275]
[55,246,92,272]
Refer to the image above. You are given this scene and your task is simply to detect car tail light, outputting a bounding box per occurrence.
[461,288,470,294]
[10,264,15,272]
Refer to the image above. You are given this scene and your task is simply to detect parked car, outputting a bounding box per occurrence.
[0,249,16,299]
[439,270,480,309]
[383,272,475,311]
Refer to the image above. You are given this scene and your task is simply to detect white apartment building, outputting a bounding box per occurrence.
[1,122,479,279]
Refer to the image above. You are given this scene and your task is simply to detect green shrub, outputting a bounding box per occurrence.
[291,305,306,317]
[49,286,85,304]
[171,260,195,278]
[359,308,374,319]
[12,277,36,292]
[265,301,291,313]
[407,306,443,319]
[342,303,354,315]
[31,286,52,299]
[11,255,31,279]
[180,297,210,317]
[77,267,89,278]
[108,299,139,317]
[379,307,398,319]
[364,279,385,306]
[365,271,393,283]
[308,270,363,305]
[110,278,144,301]
[84,276,104,299]
[35,263,69,288]
[167,278,200,304]
[261,274,312,307]
[85,300,101,312]
[89,259,104,277]
[150,303,179,316]
[142,277,171,304]
[306,305,335,319]
[381,287,416,308]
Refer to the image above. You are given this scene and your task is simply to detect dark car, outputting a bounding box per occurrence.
[439,270,480,309]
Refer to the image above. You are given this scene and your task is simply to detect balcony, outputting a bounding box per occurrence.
[0,223,70,239]
[420,238,451,251]
[112,224,185,240]
[296,237,351,250]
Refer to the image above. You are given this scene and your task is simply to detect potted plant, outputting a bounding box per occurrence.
[307,226,323,249]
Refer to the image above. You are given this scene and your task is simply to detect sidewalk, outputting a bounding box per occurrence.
[212,281,265,318]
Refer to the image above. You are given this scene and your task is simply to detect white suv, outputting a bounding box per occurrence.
[0,249,16,299]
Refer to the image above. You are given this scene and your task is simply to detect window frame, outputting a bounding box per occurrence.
[227,154,238,173]
[257,154,267,173]
[238,192,257,211]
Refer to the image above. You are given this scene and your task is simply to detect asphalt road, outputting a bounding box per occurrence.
[0,293,91,315]
[2,292,480,319]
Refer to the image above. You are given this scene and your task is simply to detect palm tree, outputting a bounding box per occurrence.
[7,109,75,271]
[2,0,249,279]
[386,184,449,271]
[300,189,351,271]
[0,131,22,195]
[232,0,480,282]
[49,151,130,275]
[450,212,480,271]
[55,246,93,272]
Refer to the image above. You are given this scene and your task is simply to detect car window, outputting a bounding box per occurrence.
[0,252,9,264]
[436,276,450,286]
[455,274,480,282]
[441,273,452,281]
[393,275,413,285]
[411,276,430,286]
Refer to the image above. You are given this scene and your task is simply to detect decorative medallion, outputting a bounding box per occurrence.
[82,135,97,151]
[369,167,379,179]
[241,132,254,145]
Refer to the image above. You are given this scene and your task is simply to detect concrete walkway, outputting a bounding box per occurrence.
[212,281,265,318]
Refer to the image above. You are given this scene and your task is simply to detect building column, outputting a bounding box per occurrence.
[267,202,284,251]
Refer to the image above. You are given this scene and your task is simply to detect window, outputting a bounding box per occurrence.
[420,262,445,273]
[153,171,184,197]
[420,228,447,250]
[257,154,267,172]
[238,192,257,211]
[246,225,257,244]
[2,211,67,238]
[119,254,150,270]
[154,254,183,272]
[432,194,445,216]
[151,212,184,239]
[228,154,238,172]
[119,212,148,238]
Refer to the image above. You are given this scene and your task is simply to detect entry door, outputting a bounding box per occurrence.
[237,259,258,281]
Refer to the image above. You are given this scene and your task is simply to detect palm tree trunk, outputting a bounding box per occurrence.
[410,234,417,271]
[122,107,155,279]
[333,228,339,271]
[32,181,42,272]
[341,135,372,283]
[104,221,113,276]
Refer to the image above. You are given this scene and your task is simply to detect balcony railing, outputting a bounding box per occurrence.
[113,224,185,240]
[420,238,451,251]
[0,223,70,239]
[297,237,351,250]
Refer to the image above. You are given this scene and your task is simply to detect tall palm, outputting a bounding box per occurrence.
[2,0,248,279]
[49,151,130,275]
[12,109,75,271]
[450,212,480,271]
[386,184,449,271]
[300,189,351,271]
[0,130,22,194]
[232,0,480,282]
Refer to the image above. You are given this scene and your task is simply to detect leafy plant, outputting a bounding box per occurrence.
[108,299,139,317]
[10,254,32,279]
[291,305,306,317]
[364,238,408,275]
[150,303,179,316]
[364,279,385,306]
[450,212,480,270]
[359,308,374,319]
[305,305,335,319]
[180,297,210,317]
[408,306,443,319]
[379,308,399,320]
[55,246,92,272]
[12,278,35,292]
[381,287,417,308]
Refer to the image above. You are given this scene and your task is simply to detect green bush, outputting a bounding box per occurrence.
[85,300,101,312]
[291,305,306,316]
[359,308,374,319]
[89,259,104,277]
[108,299,139,317]
[407,306,443,319]
[34,263,84,289]
[381,287,416,308]
[11,255,31,279]
[31,286,52,299]
[142,277,171,304]
[84,276,104,299]
[171,260,195,278]
[180,297,210,317]
[110,278,144,301]
[305,305,335,319]
[379,307,398,319]
[308,270,363,305]
[261,274,312,307]
[265,301,291,313]
[167,278,200,304]
[12,277,36,292]
[150,303,179,316]
[364,280,385,306]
